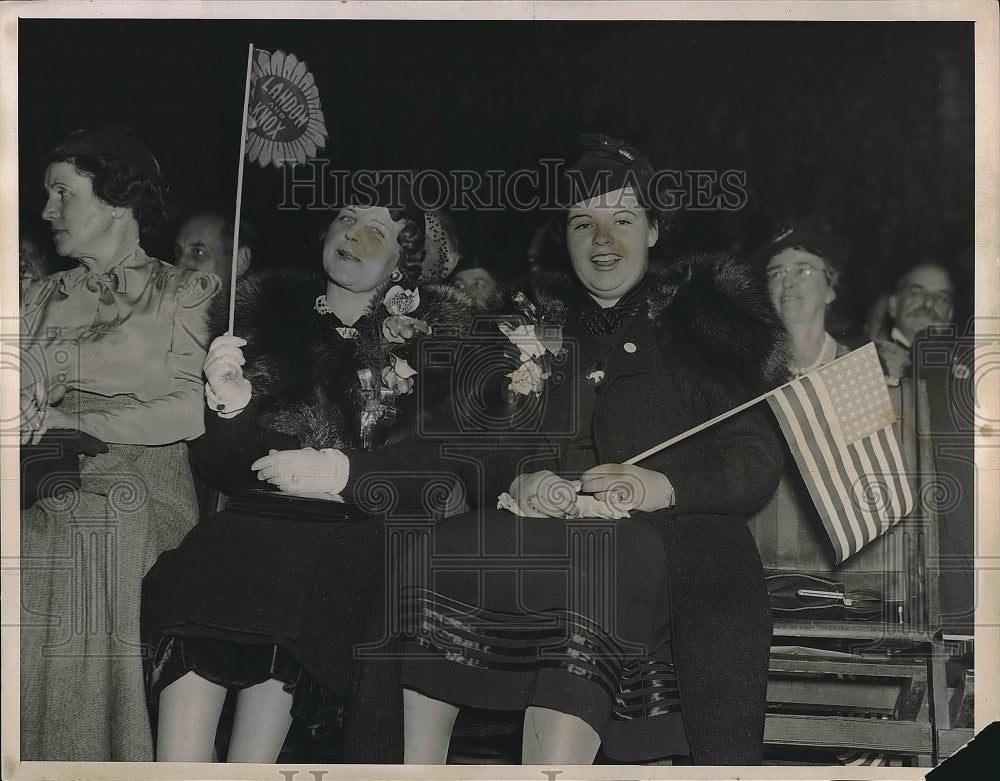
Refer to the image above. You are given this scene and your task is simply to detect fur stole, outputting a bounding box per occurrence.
[526,253,791,412]
[212,266,474,450]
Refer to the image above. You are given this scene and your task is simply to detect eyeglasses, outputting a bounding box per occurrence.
[766,265,823,283]
[899,284,953,309]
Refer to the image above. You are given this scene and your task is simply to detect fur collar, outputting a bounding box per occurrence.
[525,254,791,410]
[214,266,474,450]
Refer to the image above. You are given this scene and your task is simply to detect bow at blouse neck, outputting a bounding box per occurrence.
[55,243,154,331]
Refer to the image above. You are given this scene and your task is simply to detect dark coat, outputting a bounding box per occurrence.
[144,268,486,714]
[345,254,791,764]
[511,254,790,764]
[193,266,484,508]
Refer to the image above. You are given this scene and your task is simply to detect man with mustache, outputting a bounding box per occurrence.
[877,263,956,380]
[880,261,974,641]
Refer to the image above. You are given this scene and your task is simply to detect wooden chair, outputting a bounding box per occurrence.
[748,378,953,765]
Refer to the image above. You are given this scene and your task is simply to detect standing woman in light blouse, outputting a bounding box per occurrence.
[19,126,220,761]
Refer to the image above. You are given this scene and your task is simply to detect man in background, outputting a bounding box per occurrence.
[877,263,956,380]
[880,261,974,638]
[174,209,255,294]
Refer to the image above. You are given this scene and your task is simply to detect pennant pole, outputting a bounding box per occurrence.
[624,344,879,465]
[228,42,255,334]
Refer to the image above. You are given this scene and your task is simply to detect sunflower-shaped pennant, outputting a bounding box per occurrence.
[246,49,328,168]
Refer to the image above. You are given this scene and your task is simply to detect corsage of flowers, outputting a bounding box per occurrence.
[499,295,563,400]
[379,285,429,397]
[357,285,429,448]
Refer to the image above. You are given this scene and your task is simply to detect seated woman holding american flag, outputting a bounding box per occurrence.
[398,135,791,766]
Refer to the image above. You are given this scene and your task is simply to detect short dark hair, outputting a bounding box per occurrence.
[893,262,954,294]
[45,128,167,240]
[179,209,256,256]
[221,216,256,257]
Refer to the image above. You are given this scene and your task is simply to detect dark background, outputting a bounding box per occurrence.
[18,19,975,333]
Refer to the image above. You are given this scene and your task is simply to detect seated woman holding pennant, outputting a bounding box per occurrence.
[399,135,791,765]
[141,180,497,762]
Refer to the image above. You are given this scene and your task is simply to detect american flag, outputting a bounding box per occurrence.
[766,343,915,564]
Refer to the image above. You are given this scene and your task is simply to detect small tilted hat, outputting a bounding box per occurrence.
[563,133,656,208]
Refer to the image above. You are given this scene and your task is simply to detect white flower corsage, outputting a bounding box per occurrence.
[499,320,563,399]
[506,359,549,397]
[587,369,605,385]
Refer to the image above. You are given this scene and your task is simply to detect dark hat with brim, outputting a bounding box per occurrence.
[43,125,161,180]
[753,215,850,269]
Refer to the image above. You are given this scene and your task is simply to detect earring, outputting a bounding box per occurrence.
[390,269,403,283]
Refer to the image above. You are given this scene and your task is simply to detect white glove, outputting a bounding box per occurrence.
[251,447,350,496]
[499,491,634,520]
[579,463,675,513]
[204,333,252,416]
[507,470,580,518]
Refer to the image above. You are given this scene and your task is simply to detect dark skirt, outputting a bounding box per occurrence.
[398,508,690,762]
[141,501,387,736]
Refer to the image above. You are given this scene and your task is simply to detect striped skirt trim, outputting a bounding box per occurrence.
[402,586,681,720]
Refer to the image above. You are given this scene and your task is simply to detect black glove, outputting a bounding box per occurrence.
[21,428,109,509]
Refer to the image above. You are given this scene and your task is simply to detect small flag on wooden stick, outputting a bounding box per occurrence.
[626,342,915,564]
[765,343,915,563]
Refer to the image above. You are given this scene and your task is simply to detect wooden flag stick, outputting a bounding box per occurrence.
[228,42,255,334]
[624,344,875,465]
[624,388,773,465]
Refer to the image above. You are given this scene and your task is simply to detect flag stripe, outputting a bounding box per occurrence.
[863,429,902,525]
[870,431,902,523]
[768,389,851,562]
[766,345,915,563]
[851,430,888,542]
[846,436,884,544]
[801,374,872,552]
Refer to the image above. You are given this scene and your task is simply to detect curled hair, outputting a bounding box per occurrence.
[329,176,426,286]
[388,201,426,286]
[51,153,167,241]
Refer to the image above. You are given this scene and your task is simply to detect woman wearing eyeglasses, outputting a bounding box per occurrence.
[758,218,851,376]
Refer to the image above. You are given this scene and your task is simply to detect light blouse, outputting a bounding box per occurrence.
[20,242,220,445]
[789,332,847,377]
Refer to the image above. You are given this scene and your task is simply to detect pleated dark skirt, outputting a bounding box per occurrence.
[398,508,690,762]
[141,503,387,738]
